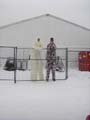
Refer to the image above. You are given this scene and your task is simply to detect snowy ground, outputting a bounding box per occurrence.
[0,68,65,80]
[0,68,90,120]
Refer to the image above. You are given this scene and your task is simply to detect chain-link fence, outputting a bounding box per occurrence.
[0,46,90,83]
[0,47,68,83]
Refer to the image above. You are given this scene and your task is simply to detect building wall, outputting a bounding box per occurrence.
[0,16,90,48]
[0,16,90,68]
[0,16,50,47]
[48,17,90,48]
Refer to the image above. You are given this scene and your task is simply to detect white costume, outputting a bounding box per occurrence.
[31,39,44,80]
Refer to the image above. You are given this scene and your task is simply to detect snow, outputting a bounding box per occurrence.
[0,69,65,80]
[0,68,90,120]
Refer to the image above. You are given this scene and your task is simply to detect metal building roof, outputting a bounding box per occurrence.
[0,13,90,31]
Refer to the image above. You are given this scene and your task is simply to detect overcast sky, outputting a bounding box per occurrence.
[0,0,90,29]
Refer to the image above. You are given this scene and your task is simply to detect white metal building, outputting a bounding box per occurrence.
[0,14,90,48]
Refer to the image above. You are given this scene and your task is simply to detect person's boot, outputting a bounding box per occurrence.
[53,78,56,81]
[46,77,49,81]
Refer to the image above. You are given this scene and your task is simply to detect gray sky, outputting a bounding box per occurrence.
[0,0,90,29]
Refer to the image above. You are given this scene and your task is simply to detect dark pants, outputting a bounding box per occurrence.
[46,63,55,80]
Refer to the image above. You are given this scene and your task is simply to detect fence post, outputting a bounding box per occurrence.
[65,48,68,79]
[14,47,17,83]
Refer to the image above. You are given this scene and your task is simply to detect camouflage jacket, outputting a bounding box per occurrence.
[46,42,56,64]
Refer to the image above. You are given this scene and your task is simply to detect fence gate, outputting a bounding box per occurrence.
[15,48,68,82]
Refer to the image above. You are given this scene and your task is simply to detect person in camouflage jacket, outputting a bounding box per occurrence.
[46,38,56,81]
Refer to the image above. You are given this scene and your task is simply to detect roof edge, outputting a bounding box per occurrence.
[49,14,90,31]
[0,13,90,31]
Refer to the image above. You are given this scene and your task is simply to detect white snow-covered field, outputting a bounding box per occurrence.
[0,68,90,120]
